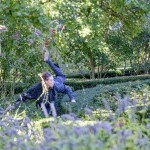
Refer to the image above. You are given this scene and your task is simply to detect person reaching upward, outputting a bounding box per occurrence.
[15,47,76,117]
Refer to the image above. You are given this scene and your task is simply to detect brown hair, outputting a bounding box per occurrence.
[41,72,51,81]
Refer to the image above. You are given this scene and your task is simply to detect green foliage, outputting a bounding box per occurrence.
[0,76,150,149]
[0,1,150,149]
[65,74,150,90]
[62,79,150,118]
[0,0,53,83]
[0,0,62,100]
[67,67,149,79]
[50,0,150,78]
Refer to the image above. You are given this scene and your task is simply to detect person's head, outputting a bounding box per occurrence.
[40,72,54,88]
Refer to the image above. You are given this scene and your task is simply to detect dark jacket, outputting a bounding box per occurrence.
[20,58,74,103]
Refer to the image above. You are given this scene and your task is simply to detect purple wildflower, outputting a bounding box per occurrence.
[43,128,58,141]
[102,98,110,111]
[100,122,112,134]
[92,122,112,134]
[135,137,148,145]
[34,28,42,36]
[5,128,18,136]
[146,123,150,129]
[117,129,132,143]
[28,38,34,45]
[84,107,93,115]
[123,129,132,137]
[116,96,130,116]
[73,126,84,136]
[108,113,114,121]
[90,125,100,134]
[61,114,75,121]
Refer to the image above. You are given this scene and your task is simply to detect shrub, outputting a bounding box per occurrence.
[61,79,150,118]
[65,74,150,90]
[67,68,150,79]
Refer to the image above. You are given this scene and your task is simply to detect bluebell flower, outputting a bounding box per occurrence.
[92,122,112,134]
[116,96,131,116]
[135,137,148,145]
[73,126,84,136]
[102,98,110,111]
[146,123,150,129]
[84,107,93,115]
[28,38,34,45]
[34,28,42,37]
[100,122,112,134]
[123,129,132,137]
[61,114,75,121]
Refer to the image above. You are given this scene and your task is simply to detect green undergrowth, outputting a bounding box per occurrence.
[4,78,150,121]
[0,79,150,149]
[0,111,150,150]
[62,79,150,119]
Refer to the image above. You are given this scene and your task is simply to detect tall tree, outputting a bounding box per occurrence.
[51,0,149,78]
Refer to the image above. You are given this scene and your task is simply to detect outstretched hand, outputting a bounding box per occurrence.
[44,47,50,62]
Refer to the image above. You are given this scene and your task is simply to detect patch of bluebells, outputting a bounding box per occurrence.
[135,137,148,146]
[117,129,132,138]
[0,84,150,149]
[0,113,150,149]
[99,122,112,134]
[102,98,110,111]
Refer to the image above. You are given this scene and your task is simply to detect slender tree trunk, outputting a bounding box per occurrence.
[129,58,134,75]
[98,55,101,79]
[144,42,149,74]
[98,65,100,79]
[123,60,127,75]
[89,55,95,79]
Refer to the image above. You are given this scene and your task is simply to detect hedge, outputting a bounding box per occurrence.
[65,74,150,90]
[67,68,149,79]
[61,79,150,116]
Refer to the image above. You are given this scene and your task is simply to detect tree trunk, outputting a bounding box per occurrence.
[123,59,127,75]
[89,55,95,79]
[143,42,149,74]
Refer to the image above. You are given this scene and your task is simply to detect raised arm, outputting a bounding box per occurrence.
[44,48,65,77]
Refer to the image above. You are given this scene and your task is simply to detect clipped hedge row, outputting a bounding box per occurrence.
[61,79,150,116]
[1,74,150,97]
[67,68,149,79]
[2,74,150,96]
[65,74,150,90]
